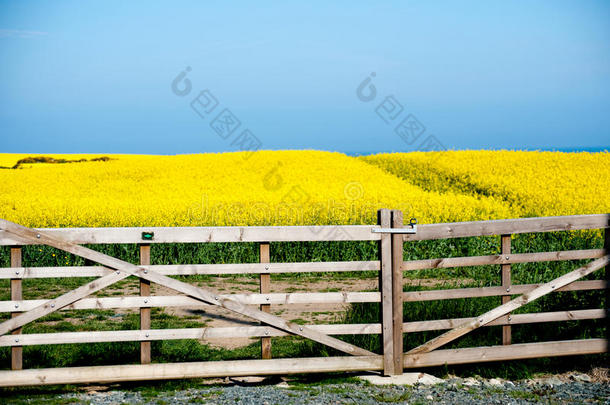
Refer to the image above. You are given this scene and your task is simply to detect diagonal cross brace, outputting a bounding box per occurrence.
[407,255,609,355]
[0,219,374,357]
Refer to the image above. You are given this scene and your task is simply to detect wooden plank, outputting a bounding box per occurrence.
[402,249,605,271]
[0,339,605,386]
[403,309,607,333]
[378,209,394,375]
[259,242,271,360]
[407,255,609,354]
[1,214,606,246]
[10,247,22,370]
[501,234,511,345]
[404,339,608,368]
[0,291,382,313]
[604,228,610,337]
[403,280,607,302]
[1,260,381,279]
[0,225,379,246]
[391,210,403,374]
[2,278,605,313]
[0,219,374,357]
[2,309,605,347]
[0,355,383,386]
[403,214,609,241]
[139,244,151,365]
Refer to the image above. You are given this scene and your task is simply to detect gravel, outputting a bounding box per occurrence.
[32,376,609,404]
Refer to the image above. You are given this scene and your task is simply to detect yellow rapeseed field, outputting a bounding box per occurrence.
[360,150,610,218]
[0,151,515,227]
[0,150,606,228]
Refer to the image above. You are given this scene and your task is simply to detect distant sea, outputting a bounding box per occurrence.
[345,147,609,156]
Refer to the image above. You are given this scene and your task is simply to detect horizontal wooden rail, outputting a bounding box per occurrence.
[404,214,608,241]
[1,214,607,246]
[1,309,604,347]
[0,225,380,246]
[403,338,608,368]
[403,249,605,271]
[0,355,384,386]
[0,339,605,386]
[0,261,380,279]
[0,292,382,313]
[403,280,607,301]
[1,280,606,313]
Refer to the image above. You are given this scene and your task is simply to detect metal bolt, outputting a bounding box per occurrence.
[265,266,269,271]
[266,297,270,301]
[506,287,510,292]
[50,303,55,308]
[15,338,19,343]
[15,304,19,309]
[15,271,19,275]
[144,269,148,274]
[505,256,509,260]
[36,234,41,239]
[299,327,303,331]
[116,271,120,275]
[508,316,512,321]
[144,299,148,304]
[478,318,483,323]
[265,331,269,335]
[215,297,219,300]
[145,333,150,338]
[551,285,555,289]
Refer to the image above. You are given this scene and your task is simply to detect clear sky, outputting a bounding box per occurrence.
[1,1,609,154]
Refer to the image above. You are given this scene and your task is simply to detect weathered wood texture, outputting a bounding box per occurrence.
[1,214,606,247]
[378,209,395,375]
[404,339,608,368]
[1,309,605,347]
[0,225,380,245]
[408,255,609,354]
[0,261,381,279]
[259,242,271,359]
[402,249,605,271]
[0,339,605,387]
[10,247,22,370]
[391,210,403,374]
[501,234,511,345]
[139,244,151,365]
[403,214,609,241]
[0,219,374,357]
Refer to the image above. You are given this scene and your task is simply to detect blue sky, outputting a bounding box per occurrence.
[1,1,609,154]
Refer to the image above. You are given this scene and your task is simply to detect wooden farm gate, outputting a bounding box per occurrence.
[0,211,607,386]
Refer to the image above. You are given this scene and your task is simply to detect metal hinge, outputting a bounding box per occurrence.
[372,218,418,234]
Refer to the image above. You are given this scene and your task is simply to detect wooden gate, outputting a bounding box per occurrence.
[0,211,607,386]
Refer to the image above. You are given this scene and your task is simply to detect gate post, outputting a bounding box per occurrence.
[378,209,395,375]
[391,210,404,374]
[11,246,22,370]
[260,242,272,359]
[140,244,151,364]
[501,234,512,345]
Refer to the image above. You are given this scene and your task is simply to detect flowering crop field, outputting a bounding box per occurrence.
[0,150,607,228]
[360,150,610,218]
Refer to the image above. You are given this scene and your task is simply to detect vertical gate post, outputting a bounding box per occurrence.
[391,210,404,374]
[140,244,151,364]
[378,209,395,375]
[11,246,22,370]
[604,223,610,339]
[501,234,512,345]
[260,242,272,359]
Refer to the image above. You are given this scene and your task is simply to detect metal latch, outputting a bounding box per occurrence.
[372,218,418,234]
